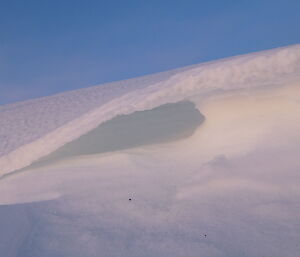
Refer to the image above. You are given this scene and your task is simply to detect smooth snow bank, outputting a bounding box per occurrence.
[1,82,300,257]
[1,44,300,176]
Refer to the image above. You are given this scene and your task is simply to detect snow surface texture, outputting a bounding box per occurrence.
[1,44,300,176]
[1,44,300,257]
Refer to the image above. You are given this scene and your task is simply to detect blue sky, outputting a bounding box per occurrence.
[1,0,300,105]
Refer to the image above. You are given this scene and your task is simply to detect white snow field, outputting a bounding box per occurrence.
[1,44,300,257]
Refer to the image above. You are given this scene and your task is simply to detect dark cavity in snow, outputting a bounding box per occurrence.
[24,101,205,170]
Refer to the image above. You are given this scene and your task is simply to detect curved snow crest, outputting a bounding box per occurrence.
[1,44,300,176]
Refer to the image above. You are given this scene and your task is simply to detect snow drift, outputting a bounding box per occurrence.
[1,44,300,257]
[1,44,300,176]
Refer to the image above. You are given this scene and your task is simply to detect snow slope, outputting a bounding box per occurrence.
[1,45,300,257]
[1,44,300,176]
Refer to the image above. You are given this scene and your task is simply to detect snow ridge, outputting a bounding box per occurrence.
[1,44,300,176]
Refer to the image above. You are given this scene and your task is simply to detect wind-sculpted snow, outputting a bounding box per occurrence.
[23,101,205,170]
[1,44,300,176]
[1,82,300,257]
[1,45,300,257]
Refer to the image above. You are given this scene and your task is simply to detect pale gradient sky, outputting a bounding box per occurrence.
[1,0,300,105]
